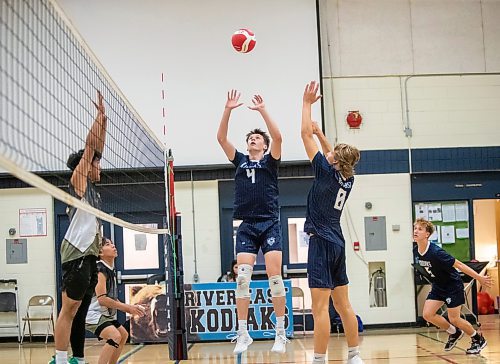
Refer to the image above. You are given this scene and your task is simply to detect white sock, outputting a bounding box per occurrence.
[348,346,360,359]
[55,350,68,364]
[446,325,456,335]
[238,320,248,333]
[312,353,326,363]
[73,357,85,364]
[276,316,285,331]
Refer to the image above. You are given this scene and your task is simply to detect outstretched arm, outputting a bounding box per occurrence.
[312,121,333,155]
[71,91,107,197]
[301,81,322,161]
[95,272,145,317]
[248,95,282,159]
[453,260,492,288]
[217,89,242,161]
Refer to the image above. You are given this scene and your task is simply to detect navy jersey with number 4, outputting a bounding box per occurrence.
[304,152,354,246]
[231,150,280,220]
[413,243,463,293]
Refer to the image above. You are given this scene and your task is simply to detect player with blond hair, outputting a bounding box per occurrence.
[301,81,363,364]
[413,217,491,354]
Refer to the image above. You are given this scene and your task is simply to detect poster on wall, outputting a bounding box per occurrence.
[456,228,469,239]
[129,281,294,343]
[19,208,47,237]
[441,204,456,223]
[415,204,429,220]
[441,225,456,244]
[454,203,469,221]
[427,203,442,221]
[129,284,169,343]
[184,281,294,342]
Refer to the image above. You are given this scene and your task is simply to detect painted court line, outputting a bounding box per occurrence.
[118,343,144,363]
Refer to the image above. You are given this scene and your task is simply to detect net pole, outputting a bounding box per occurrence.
[163,149,187,360]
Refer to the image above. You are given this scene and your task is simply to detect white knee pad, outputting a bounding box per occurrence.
[269,275,286,297]
[235,264,253,299]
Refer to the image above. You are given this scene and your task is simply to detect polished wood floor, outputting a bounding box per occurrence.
[3,316,498,363]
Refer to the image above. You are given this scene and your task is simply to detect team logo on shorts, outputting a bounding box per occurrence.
[267,237,276,246]
[446,297,451,304]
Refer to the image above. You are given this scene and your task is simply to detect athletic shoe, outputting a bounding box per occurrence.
[231,331,253,354]
[466,334,487,355]
[48,356,87,364]
[347,354,364,364]
[270,329,289,354]
[68,358,88,364]
[444,328,463,351]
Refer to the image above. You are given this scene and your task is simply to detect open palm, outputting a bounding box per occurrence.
[226,89,243,110]
[248,94,265,111]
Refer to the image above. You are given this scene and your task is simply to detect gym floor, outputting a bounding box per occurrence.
[3,315,498,363]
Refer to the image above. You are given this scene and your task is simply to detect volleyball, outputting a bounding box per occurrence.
[231,28,256,53]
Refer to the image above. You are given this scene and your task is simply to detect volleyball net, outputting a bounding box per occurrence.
[1,0,166,232]
[1,0,187,359]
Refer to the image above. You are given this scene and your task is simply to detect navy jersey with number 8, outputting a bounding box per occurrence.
[304,152,354,246]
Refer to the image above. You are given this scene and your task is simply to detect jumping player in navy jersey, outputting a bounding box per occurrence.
[301,81,363,364]
[413,218,491,354]
[217,90,287,355]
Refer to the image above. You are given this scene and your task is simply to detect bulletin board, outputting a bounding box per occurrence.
[413,201,470,261]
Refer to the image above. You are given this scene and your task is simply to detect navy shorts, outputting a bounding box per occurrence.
[307,235,348,289]
[427,287,465,308]
[235,219,282,255]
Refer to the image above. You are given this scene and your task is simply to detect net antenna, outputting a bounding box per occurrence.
[0,0,168,235]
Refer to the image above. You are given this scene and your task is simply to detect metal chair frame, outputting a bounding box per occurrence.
[21,295,55,344]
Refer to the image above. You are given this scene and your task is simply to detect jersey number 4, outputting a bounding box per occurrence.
[246,169,255,184]
[334,188,347,211]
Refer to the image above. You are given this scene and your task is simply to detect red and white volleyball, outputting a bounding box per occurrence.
[231,28,256,53]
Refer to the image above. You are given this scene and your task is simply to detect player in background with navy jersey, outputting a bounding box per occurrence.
[217,90,287,355]
[413,218,491,354]
[301,81,363,364]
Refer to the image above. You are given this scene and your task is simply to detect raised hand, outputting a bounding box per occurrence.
[92,90,106,122]
[248,94,265,111]
[303,81,322,105]
[127,304,146,317]
[312,121,321,135]
[225,89,243,110]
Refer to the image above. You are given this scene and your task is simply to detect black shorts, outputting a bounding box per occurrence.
[95,319,122,340]
[307,235,348,289]
[61,255,98,301]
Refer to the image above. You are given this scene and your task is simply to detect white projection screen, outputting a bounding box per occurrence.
[58,0,321,166]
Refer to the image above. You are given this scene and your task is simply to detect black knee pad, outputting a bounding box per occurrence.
[106,338,120,348]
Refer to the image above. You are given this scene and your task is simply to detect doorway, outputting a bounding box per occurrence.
[472,199,500,312]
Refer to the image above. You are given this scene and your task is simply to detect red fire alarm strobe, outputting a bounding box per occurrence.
[353,241,360,251]
[346,111,362,129]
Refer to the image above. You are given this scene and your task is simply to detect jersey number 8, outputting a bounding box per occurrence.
[334,188,347,211]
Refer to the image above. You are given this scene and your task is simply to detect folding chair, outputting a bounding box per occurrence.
[292,286,306,335]
[459,261,489,327]
[0,279,21,342]
[21,295,55,344]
